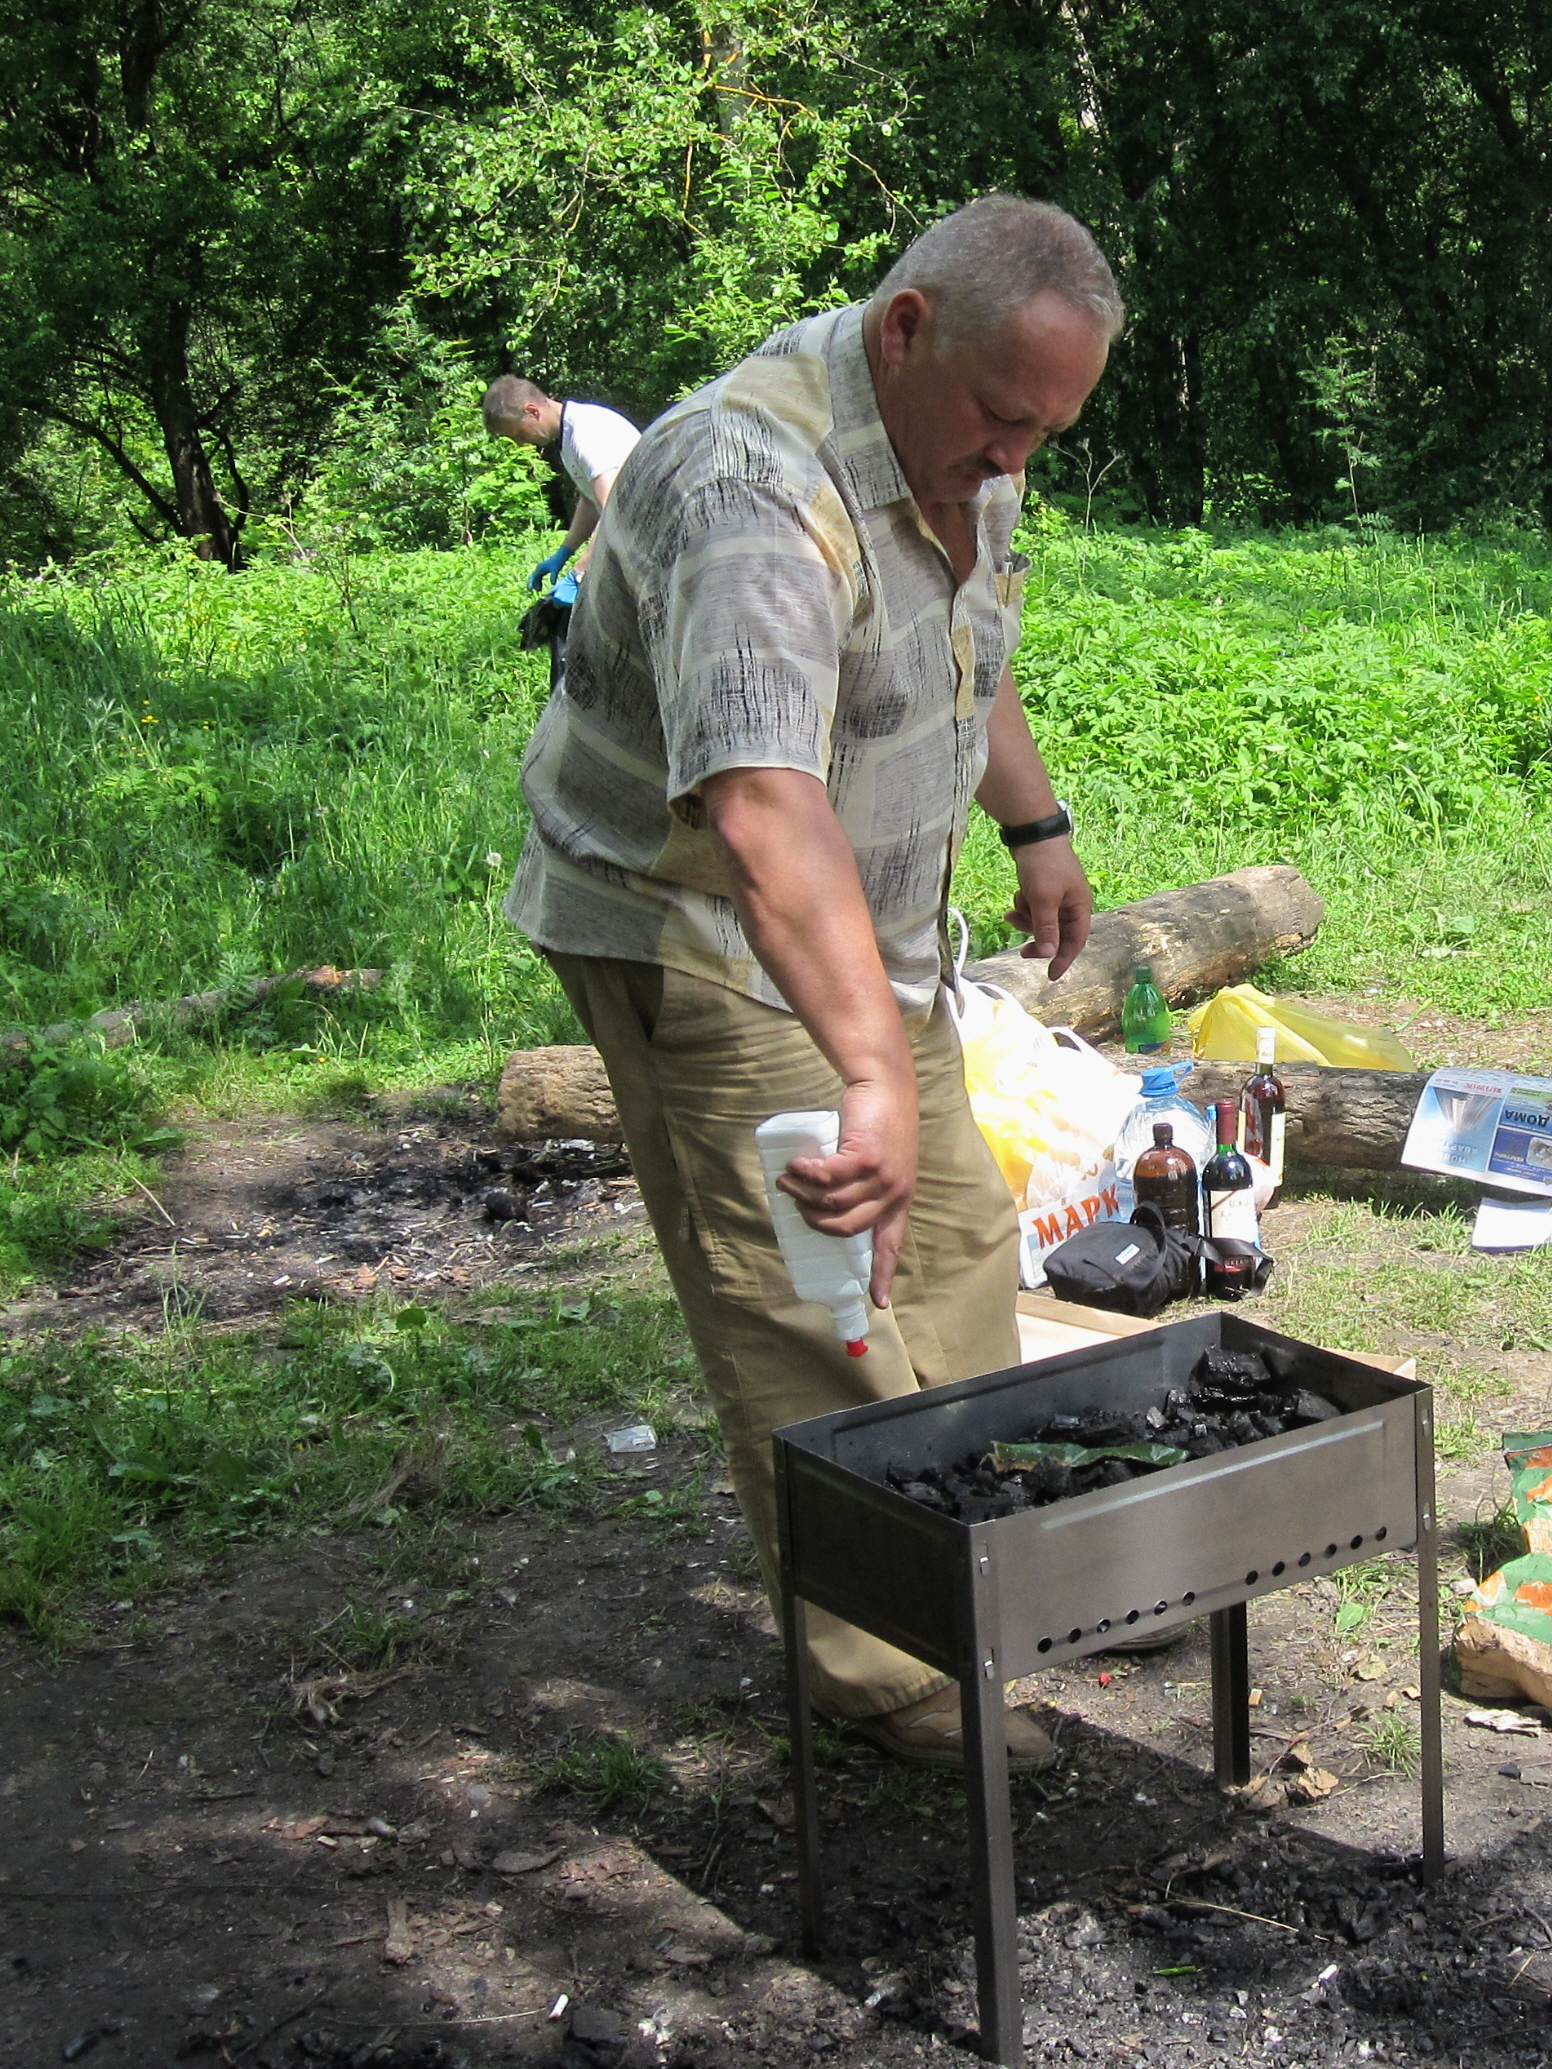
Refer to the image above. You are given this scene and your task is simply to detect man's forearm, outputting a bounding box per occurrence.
[703,769,912,1092]
[701,765,918,1296]
[976,665,1061,824]
[975,666,1094,977]
[562,499,600,555]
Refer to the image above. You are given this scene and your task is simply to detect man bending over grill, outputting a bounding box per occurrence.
[506,195,1120,1769]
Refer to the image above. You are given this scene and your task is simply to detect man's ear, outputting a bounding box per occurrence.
[876,289,933,368]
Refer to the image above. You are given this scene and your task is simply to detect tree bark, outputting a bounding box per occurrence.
[147,304,244,568]
[1177,1061,1426,1173]
[496,866,1327,1143]
[964,865,1325,1036]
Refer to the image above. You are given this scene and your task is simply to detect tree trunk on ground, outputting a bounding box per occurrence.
[1180,1061,1427,1173]
[964,864,1325,1036]
[497,866,1327,1144]
[497,1046,625,1143]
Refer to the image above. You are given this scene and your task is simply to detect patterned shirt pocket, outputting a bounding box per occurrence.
[994,552,1031,656]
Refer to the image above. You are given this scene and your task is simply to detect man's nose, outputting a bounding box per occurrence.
[984,430,1044,477]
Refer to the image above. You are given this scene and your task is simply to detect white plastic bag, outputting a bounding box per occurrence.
[947,914,1141,1286]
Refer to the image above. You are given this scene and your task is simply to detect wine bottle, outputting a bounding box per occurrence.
[1132,1122,1201,1236]
[1122,964,1170,1053]
[1238,1025,1286,1209]
[1202,1098,1259,1298]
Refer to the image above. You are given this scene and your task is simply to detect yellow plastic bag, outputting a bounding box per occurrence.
[1188,983,1415,1070]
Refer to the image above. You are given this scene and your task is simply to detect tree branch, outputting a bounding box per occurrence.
[37,405,181,531]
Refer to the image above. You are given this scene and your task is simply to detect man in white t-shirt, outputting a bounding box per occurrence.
[481,377,641,592]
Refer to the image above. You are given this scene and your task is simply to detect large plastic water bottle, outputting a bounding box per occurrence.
[1113,1064,1213,1217]
[755,1111,873,1357]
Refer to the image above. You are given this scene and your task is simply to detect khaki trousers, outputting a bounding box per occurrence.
[548,953,1020,1719]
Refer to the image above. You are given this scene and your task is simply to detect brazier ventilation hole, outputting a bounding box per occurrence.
[1376,1527,1388,1542]
[1298,1553,1312,1567]
[1245,1569,1259,1586]
[1324,1543,1339,1557]
[1036,1590,1221,1652]
[1350,1534,1365,1550]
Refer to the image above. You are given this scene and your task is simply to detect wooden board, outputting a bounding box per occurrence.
[1015,1290,1415,1378]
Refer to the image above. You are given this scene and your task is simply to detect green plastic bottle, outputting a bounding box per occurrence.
[1122,964,1171,1053]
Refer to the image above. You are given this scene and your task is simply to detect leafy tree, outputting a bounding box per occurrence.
[394,0,916,417]
[0,0,407,565]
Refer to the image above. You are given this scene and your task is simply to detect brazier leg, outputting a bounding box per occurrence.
[783,1588,824,1955]
[1211,1604,1252,1788]
[1415,1400,1446,1882]
[961,1667,1021,2068]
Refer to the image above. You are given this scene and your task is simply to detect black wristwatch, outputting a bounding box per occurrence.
[998,802,1072,849]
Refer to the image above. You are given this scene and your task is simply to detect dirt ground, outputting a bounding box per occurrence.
[4,1012,1552,2069]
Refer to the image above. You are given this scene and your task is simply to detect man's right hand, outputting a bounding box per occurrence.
[701,765,921,1311]
[775,1074,918,1310]
[528,546,572,591]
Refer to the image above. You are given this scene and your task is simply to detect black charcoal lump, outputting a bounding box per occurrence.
[882,1347,1347,1522]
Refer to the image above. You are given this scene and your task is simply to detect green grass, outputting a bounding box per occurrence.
[1260,1195,1552,1407]
[7,518,1552,1072]
[958,519,1552,1021]
[1359,1713,1422,1777]
[0,1288,693,1642]
[536,1731,673,1811]
[0,542,578,1066]
[6,518,1552,1627]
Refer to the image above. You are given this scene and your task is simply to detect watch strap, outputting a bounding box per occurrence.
[998,805,1073,849]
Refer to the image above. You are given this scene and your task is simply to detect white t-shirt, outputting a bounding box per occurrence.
[559,401,640,503]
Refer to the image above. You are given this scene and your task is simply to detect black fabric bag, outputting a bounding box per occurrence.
[1042,1204,1273,1317]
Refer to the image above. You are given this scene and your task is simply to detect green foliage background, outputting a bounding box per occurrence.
[5,519,1550,1068]
[4,0,1552,558]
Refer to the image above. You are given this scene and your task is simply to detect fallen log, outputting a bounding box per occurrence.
[498,866,1325,1145]
[964,864,1324,1037]
[497,1045,1430,1173]
[1182,1060,1427,1172]
[497,1044,625,1144]
[1,967,383,1055]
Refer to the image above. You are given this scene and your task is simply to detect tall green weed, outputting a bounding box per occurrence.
[0,545,578,1053]
[955,520,1552,1016]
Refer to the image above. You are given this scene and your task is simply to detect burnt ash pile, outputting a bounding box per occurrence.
[2,1106,645,1336]
[885,1349,1343,1523]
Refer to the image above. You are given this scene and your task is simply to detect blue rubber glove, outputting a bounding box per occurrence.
[528,545,573,592]
[552,567,580,607]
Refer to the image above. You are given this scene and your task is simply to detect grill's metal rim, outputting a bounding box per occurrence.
[777,1316,1429,1674]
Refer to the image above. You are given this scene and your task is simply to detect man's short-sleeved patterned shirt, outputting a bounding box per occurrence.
[508,301,1029,1021]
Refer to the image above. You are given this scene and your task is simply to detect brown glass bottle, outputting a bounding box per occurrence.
[1238,1025,1286,1209]
[1132,1121,1201,1236]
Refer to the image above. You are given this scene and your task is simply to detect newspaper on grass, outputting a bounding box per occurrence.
[1400,1067,1552,1251]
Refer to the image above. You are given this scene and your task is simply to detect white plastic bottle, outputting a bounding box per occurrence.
[754,1111,873,1357]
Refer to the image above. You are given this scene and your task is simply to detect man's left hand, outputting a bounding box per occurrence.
[1004,838,1093,978]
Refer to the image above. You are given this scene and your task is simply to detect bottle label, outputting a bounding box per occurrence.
[1267,1111,1286,1186]
[1207,1186,1259,1244]
[1241,1101,1286,1186]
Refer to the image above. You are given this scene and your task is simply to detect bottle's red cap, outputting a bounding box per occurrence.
[845,1339,869,1358]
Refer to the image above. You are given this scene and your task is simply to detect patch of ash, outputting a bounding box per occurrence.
[2,1108,644,1337]
[915,1818,1552,2067]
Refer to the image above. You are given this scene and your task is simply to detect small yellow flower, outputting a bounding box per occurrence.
[141,713,158,723]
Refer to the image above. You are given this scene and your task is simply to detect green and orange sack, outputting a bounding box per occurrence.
[1454,1432,1552,1707]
